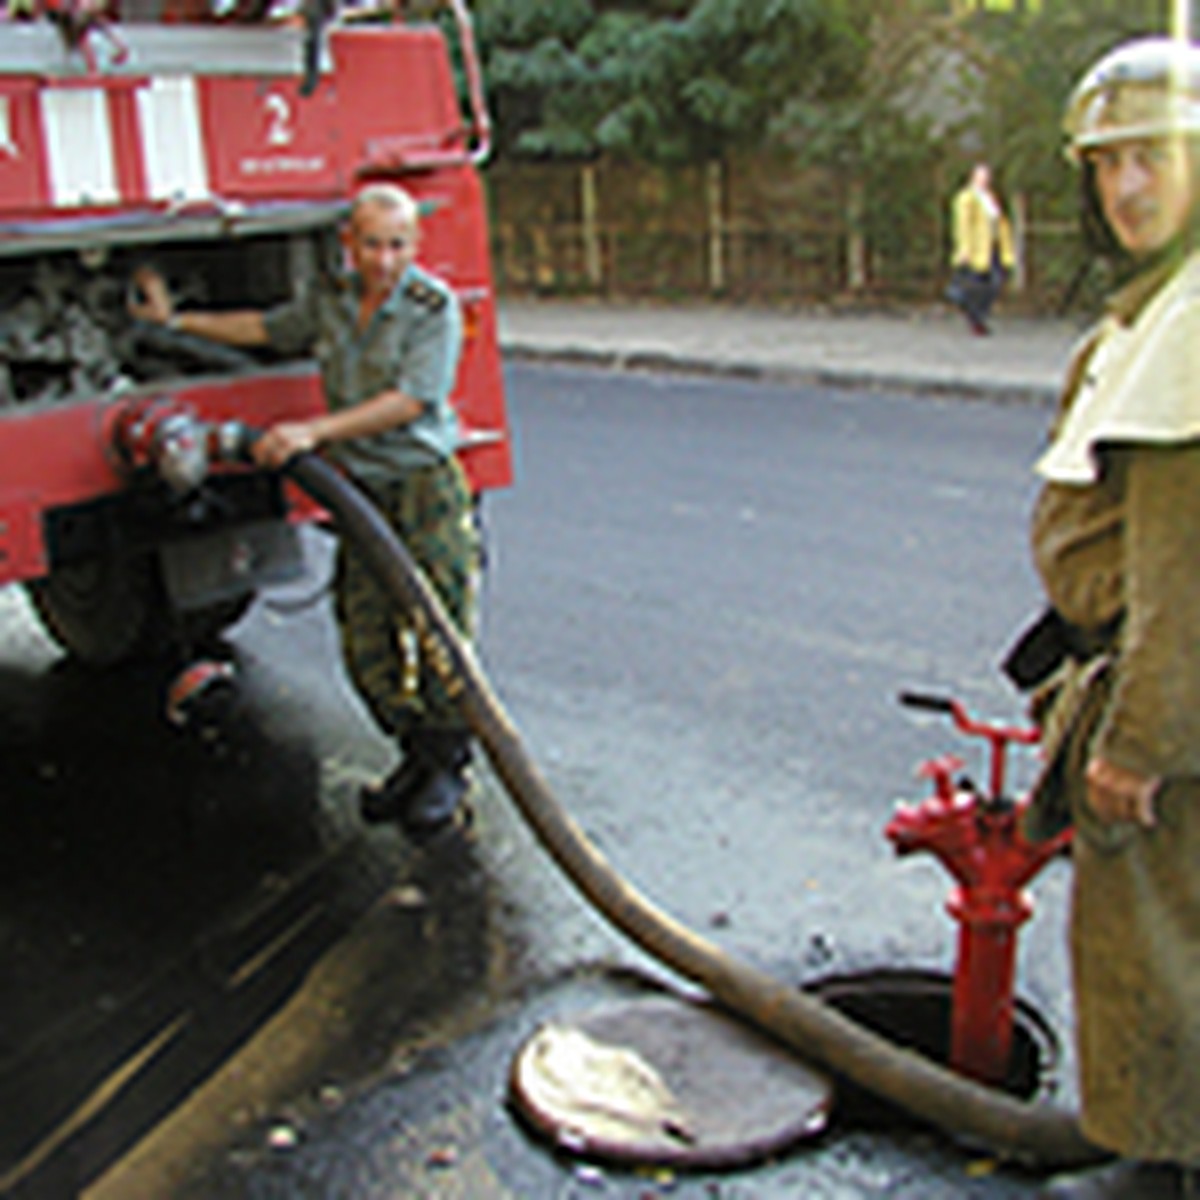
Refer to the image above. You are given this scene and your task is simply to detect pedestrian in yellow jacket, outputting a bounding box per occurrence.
[946,162,1016,334]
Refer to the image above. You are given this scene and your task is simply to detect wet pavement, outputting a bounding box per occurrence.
[103,340,1089,1200]
[1,303,1094,1199]
[171,968,1060,1200]
[0,580,406,1199]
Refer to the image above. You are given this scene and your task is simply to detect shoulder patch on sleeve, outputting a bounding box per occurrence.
[404,278,448,312]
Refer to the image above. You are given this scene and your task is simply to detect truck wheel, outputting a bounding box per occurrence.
[26,555,169,667]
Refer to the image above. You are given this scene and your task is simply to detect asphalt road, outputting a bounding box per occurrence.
[3,362,1080,1198]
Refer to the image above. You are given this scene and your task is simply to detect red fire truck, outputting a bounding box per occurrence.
[0,0,511,672]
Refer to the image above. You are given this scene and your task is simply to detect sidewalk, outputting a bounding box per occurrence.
[497,298,1084,403]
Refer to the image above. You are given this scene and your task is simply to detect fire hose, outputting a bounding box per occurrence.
[256,435,1103,1171]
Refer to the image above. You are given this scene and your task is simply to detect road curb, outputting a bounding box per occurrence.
[500,342,1059,407]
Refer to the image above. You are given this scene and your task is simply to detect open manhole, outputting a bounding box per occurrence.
[803,967,1061,1128]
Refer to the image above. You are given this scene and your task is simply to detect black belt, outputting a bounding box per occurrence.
[1001,606,1122,691]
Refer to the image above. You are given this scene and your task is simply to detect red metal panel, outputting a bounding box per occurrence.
[455,283,513,493]
[0,372,327,586]
[399,165,514,492]
[108,84,148,204]
[0,496,50,580]
[328,27,464,170]
[0,81,49,215]
[0,402,123,506]
[0,403,115,580]
[0,356,503,587]
[166,369,327,429]
[201,76,343,200]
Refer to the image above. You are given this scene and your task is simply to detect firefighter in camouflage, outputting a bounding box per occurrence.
[130,182,479,839]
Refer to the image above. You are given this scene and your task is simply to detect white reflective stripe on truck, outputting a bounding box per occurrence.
[136,76,210,203]
[40,74,210,209]
[41,87,118,207]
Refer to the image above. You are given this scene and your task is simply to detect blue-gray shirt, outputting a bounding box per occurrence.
[263,263,463,487]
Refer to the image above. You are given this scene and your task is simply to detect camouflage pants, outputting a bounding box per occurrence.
[334,457,478,740]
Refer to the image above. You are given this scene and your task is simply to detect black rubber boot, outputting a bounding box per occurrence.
[397,729,473,840]
[359,735,429,826]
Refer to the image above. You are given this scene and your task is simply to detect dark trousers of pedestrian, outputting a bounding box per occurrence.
[948,257,1007,335]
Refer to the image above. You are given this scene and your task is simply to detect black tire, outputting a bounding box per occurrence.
[26,554,169,667]
[28,555,258,668]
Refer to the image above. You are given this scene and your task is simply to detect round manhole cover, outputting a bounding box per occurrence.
[509,994,834,1169]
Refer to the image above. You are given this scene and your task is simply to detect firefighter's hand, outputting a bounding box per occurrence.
[128,265,174,324]
[251,421,321,470]
[1085,756,1160,828]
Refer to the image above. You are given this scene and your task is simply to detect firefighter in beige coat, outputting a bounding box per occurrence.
[1028,38,1200,1200]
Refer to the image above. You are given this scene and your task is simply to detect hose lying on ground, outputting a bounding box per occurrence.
[279,446,1105,1172]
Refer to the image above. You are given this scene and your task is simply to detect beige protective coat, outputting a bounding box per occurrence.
[1029,253,1200,1163]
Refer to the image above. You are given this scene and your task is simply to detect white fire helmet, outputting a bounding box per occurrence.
[1063,36,1200,161]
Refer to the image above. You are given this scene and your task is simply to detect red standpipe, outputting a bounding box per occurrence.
[885,695,1071,1086]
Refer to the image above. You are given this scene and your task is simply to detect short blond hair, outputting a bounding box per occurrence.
[351,183,419,227]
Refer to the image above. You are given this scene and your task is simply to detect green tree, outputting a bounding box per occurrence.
[474,0,865,165]
[472,0,600,159]
[592,0,864,165]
